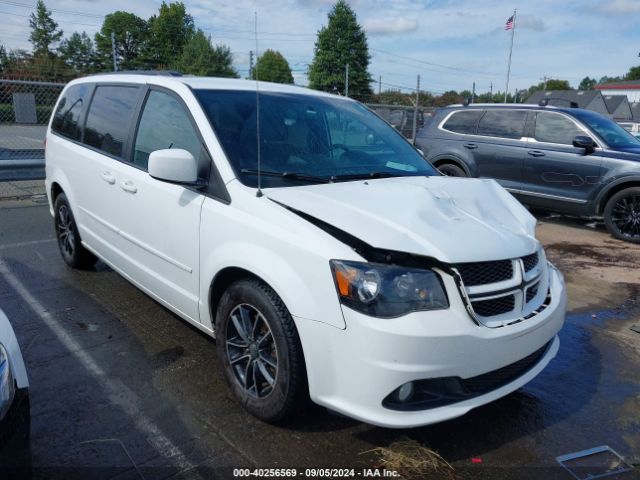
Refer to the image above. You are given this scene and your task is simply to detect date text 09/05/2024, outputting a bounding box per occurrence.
[232,468,401,478]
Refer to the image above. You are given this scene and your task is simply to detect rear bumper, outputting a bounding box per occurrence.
[297,266,567,428]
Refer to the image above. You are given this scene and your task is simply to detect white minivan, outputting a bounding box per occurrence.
[45,73,567,428]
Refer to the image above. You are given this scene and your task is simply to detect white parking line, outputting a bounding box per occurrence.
[0,239,56,250]
[0,258,200,475]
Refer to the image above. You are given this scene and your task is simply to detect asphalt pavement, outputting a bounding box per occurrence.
[0,196,638,479]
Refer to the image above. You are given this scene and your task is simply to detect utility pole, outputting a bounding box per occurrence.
[378,75,382,95]
[489,82,493,102]
[471,81,476,104]
[411,74,420,143]
[542,76,549,92]
[249,50,254,79]
[111,31,117,72]
[345,63,349,97]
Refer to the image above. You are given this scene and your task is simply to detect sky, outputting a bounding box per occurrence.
[1,0,640,96]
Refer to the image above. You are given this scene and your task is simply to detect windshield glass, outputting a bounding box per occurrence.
[572,109,640,149]
[194,89,437,187]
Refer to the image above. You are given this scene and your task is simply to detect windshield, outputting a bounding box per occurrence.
[572,109,640,149]
[194,89,437,187]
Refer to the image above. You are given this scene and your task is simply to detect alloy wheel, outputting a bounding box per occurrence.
[611,195,640,239]
[57,204,76,257]
[225,303,279,398]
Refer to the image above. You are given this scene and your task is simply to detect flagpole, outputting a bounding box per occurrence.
[504,9,516,103]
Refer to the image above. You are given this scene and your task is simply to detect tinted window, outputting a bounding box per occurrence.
[84,86,140,157]
[51,84,90,140]
[534,112,584,145]
[195,90,437,188]
[571,109,640,149]
[442,110,483,134]
[477,110,527,139]
[133,91,201,170]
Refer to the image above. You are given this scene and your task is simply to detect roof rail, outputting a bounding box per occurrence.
[94,70,184,77]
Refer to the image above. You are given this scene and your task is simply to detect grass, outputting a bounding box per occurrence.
[363,437,457,480]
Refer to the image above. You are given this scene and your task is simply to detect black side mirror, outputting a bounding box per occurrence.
[573,135,595,153]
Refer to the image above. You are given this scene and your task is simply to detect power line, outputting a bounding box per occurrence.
[0,0,106,18]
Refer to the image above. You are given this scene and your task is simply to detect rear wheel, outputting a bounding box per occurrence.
[215,279,307,422]
[604,187,640,243]
[437,162,467,177]
[54,193,97,269]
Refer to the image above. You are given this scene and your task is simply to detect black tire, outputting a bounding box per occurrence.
[604,187,640,244]
[437,162,467,177]
[53,193,97,269]
[215,279,307,422]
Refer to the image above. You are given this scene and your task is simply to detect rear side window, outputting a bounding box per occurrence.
[51,84,90,140]
[84,86,140,157]
[477,110,527,139]
[133,90,201,170]
[442,110,483,134]
[534,112,584,145]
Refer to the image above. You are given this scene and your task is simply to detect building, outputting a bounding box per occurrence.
[631,102,640,120]
[595,80,640,103]
[525,90,609,116]
[602,94,633,120]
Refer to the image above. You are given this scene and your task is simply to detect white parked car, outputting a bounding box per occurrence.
[45,73,567,428]
[0,309,29,465]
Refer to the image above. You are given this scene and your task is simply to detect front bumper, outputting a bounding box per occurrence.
[0,386,31,470]
[296,266,567,428]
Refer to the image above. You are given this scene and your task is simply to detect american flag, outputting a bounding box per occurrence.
[505,15,514,30]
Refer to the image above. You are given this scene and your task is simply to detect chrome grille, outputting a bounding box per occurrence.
[526,282,539,303]
[472,295,515,317]
[456,260,513,286]
[522,252,539,272]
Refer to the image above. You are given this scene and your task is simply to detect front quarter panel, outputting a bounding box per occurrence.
[199,182,361,331]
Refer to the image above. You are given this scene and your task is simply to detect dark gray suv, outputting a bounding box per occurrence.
[416,104,640,243]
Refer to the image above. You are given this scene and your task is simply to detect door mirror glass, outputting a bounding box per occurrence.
[148,149,198,184]
[573,135,595,151]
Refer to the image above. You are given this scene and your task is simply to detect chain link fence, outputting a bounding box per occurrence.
[0,79,65,180]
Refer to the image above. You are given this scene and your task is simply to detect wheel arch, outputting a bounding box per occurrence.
[430,155,473,176]
[596,177,640,215]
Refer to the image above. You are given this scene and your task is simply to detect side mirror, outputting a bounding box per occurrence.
[148,149,198,184]
[572,135,595,153]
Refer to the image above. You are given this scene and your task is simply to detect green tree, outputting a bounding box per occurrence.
[59,32,96,74]
[578,76,597,90]
[146,2,195,68]
[177,30,237,77]
[29,0,63,56]
[373,90,412,106]
[308,0,372,98]
[526,78,571,98]
[624,66,640,81]
[0,44,7,73]
[95,11,148,70]
[433,90,461,107]
[252,49,293,84]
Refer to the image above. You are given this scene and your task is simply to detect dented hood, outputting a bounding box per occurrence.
[266,176,539,264]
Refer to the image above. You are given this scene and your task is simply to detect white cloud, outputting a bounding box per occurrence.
[601,0,640,13]
[516,15,545,32]
[363,17,418,35]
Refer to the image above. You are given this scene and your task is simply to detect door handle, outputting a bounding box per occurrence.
[463,143,478,150]
[100,171,116,184]
[120,180,137,194]
[528,150,546,157]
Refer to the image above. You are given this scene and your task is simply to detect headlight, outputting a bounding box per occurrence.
[0,343,15,420]
[330,260,449,318]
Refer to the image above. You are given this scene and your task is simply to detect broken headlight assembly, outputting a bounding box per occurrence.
[0,343,15,421]
[330,260,449,318]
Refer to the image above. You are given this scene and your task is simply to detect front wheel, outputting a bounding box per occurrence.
[437,163,467,177]
[54,193,97,269]
[604,187,640,243]
[215,279,307,422]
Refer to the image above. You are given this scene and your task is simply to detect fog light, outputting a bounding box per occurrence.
[396,382,414,402]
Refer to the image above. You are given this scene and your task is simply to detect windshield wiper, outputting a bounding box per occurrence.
[330,171,399,181]
[240,169,330,184]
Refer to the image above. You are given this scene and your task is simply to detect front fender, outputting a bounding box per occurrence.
[200,241,346,331]
[594,175,640,214]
